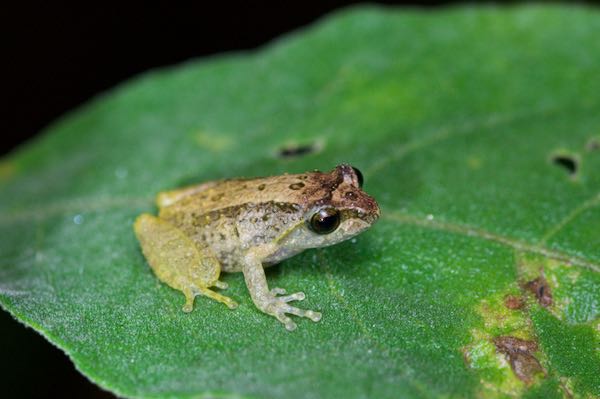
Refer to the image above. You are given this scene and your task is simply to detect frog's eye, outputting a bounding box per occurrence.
[309,207,341,235]
[351,166,364,188]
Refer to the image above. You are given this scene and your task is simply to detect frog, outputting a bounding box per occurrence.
[133,164,380,331]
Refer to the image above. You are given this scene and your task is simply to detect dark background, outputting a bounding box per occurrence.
[0,1,478,397]
[1,1,456,157]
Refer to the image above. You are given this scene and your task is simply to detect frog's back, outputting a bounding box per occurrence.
[154,172,328,272]
[157,171,330,217]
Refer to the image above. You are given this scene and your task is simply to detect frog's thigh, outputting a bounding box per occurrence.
[134,214,236,311]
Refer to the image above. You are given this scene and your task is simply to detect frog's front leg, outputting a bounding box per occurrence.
[241,250,321,331]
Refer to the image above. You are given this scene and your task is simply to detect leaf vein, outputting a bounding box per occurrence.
[539,192,600,244]
[384,210,600,273]
[364,101,562,177]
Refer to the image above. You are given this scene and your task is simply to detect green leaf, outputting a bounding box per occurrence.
[1,4,599,398]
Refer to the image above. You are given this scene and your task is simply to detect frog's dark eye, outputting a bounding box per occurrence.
[351,166,364,188]
[309,207,341,235]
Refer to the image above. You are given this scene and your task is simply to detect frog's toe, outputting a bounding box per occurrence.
[270,287,287,295]
[274,312,297,331]
[270,288,305,303]
[282,304,321,322]
[308,310,322,322]
[182,288,196,312]
[224,298,239,310]
[278,291,305,303]
[214,280,228,290]
[197,286,238,310]
[267,299,321,330]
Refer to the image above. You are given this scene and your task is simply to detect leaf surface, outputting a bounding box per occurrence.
[1,5,599,398]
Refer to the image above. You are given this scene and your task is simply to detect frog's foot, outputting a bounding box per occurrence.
[242,260,321,331]
[182,286,238,312]
[264,291,322,331]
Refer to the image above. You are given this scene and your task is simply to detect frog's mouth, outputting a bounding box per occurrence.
[364,207,380,225]
[341,217,374,237]
[341,206,380,226]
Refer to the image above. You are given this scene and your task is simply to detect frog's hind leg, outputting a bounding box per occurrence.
[134,214,237,312]
[181,285,238,312]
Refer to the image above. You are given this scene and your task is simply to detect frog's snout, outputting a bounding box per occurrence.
[370,202,381,224]
[355,199,380,226]
[364,194,380,225]
[366,204,380,225]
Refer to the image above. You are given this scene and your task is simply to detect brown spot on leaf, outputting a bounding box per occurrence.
[495,336,537,353]
[289,182,305,190]
[524,276,553,307]
[257,183,266,191]
[504,295,524,310]
[493,336,544,384]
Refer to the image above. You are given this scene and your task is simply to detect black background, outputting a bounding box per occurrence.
[2,1,456,157]
[0,1,513,398]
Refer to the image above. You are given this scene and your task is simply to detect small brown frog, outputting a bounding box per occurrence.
[134,164,379,330]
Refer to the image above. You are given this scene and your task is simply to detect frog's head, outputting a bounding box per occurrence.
[277,164,380,252]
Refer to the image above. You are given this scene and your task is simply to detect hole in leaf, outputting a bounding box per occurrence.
[277,141,321,159]
[551,153,578,176]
